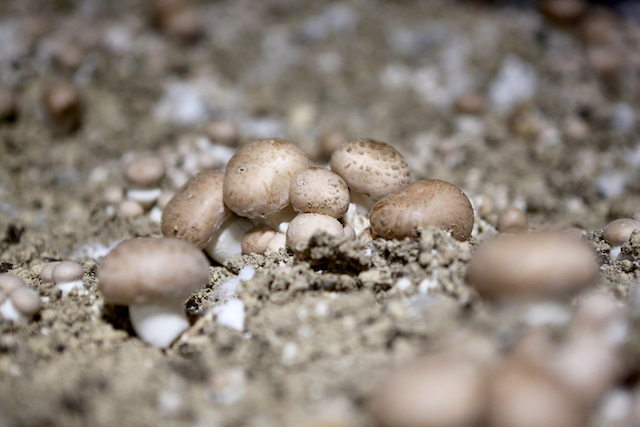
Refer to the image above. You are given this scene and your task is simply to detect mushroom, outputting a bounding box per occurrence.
[5,288,41,321]
[286,213,345,251]
[161,169,257,263]
[369,355,488,427]
[42,81,83,134]
[52,261,84,295]
[223,139,308,230]
[39,262,61,284]
[488,360,586,427]
[289,167,350,218]
[330,139,411,234]
[124,156,166,208]
[497,206,528,234]
[0,274,26,295]
[241,225,278,255]
[602,218,640,259]
[0,275,41,322]
[369,179,474,241]
[466,231,600,298]
[265,232,287,253]
[97,238,210,348]
[162,170,230,249]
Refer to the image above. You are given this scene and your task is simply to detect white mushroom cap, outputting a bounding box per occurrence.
[0,274,25,295]
[241,225,278,255]
[370,355,488,427]
[602,218,640,247]
[161,170,231,249]
[10,288,41,317]
[223,139,309,219]
[466,231,600,298]
[124,156,166,189]
[286,213,344,250]
[369,179,474,241]
[330,139,411,201]
[497,206,528,234]
[98,238,210,305]
[289,167,350,218]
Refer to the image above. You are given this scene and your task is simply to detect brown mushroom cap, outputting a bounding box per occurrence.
[98,238,210,305]
[370,355,488,427]
[466,231,600,298]
[241,225,278,255]
[286,213,345,250]
[497,206,528,234]
[602,218,640,247]
[289,167,350,218]
[224,139,309,219]
[369,179,474,241]
[124,156,166,189]
[330,139,411,201]
[489,361,586,427]
[161,170,231,249]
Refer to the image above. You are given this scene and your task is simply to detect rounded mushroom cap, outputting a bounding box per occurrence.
[497,206,528,234]
[52,261,84,285]
[289,167,350,218]
[161,170,231,249]
[0,274,25,295]
[10,288,41,316]
[489,361,586,427]
[39,262,61,284]
[602,218,640,247]
[124,156,166,189]
[98,238,210,305]
[286,213,345,250]
[370,179,474,241]
[370,355,488,427]
[265,232,287,253]
[466,231,600,298]
[224,139,309,219]
[330,139,411,201]
[242,225,278,255]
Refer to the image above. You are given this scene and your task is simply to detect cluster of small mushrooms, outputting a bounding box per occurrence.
[96,137,477,347]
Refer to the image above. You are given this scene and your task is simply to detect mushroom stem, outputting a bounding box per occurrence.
[126,187,162,208]
[57,280,84,295]
[205,215,255,264]
[129,300,190,348]
[342,193,372,236]
[0,299,22,322]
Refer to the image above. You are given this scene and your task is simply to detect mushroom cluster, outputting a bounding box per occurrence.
[0,274,41,322]
[160,137,475,261]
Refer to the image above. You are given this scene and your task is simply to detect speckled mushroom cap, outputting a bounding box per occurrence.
[466,231,600,298]
[289,167,350,218]
[161,170,231,249]
[224,139,309,219]
[330,139,411,200]
[98,238,210,305]
[602,218,640,247]
[370,179,474,241]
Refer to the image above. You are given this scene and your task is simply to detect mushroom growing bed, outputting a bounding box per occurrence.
[3,1,640,426]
